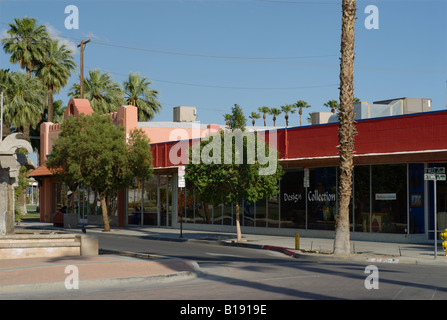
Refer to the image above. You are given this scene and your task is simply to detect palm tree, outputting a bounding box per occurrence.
[0,69,11,138]
[268,107,281,127]
[258,106,270,126]
[223,113,232,127]
[2,17,50,79]
[69,69,124,114]
[334,0,357,255]
[324,99,340,114]
[36,39,76,123]
[280,105,295,127]
[2,71,43,139]
[123,73,162,121]
[295,100,311,126]
[249,112,260,127]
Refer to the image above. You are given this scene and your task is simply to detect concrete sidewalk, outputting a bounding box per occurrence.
[1,221,446,295]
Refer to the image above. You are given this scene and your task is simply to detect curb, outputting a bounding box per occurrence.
[0,271,199,294]
[223,241,447,266]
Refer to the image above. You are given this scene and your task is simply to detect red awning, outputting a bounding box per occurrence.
[28,166,53,177]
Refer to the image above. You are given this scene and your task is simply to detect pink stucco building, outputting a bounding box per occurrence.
[30,98,221,225]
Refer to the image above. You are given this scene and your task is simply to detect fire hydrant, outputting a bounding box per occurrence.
[440,229,447,256]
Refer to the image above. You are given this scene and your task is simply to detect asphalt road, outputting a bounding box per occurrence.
[12,233,447,302]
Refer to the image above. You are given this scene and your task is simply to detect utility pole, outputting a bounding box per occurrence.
[77,39,91,99]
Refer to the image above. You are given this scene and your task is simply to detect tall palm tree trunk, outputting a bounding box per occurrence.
[47,87,54,123]
[334,0,357,255]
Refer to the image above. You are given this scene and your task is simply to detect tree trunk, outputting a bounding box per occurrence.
[334,0,357,255]
[235,202,242,242]
[299,108,303,126]
[2,123,10,140]
[100,196,111,232]
[48,87,54,123]
[22,126,30,141]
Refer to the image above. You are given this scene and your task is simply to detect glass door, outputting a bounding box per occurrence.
[158,175,173,227]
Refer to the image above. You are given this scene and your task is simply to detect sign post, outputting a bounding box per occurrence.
[424,167,446,259]
[178,166,185,238]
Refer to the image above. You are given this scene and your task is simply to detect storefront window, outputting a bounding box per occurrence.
[213,204,224,225]
[184,190,195,223]
[307,167,337,230]
[371,164,407,233]
[354,165,370,232]
[268,197,279,228]
[409,163,424,234]
[280,170,305,228]
[243,200,255,226]
[222,203,233,225]
[428,163,447,235]
[142,177,157,225]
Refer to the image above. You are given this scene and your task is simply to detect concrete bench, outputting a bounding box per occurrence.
[0,233,98,259]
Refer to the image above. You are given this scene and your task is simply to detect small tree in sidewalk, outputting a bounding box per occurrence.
[185,105,283,242]
[47,113,153,231]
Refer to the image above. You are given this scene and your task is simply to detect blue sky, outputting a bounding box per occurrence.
[1,0,446,128]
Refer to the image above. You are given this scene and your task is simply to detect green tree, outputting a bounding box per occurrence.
[334,0,357,255]
[69,69,125,114]
[249,112,260,127]
[2,17,50,79]
[268,107,282,127]
[46,113,153,231]
[0,69,11,138]
[123,73,162,121]
[258,106,270,126]
[36,39,76,123]
[295,100,311,126]
[324,99,340,114]
[185,109,283,241]
[2,71,43,139]
[280,104,295,127]
[223,113,232,127]
[226,104,246,130]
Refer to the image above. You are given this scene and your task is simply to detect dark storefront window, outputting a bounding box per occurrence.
[152,164,426,235]
[243,200,255,227]
[354,166,370,232]
[428,163,447,234]
[371,164,407,233]
[280,170,305,228]
[142,178,157,225]
[409,163,424,234]
[307,167,337,230]
[256,199,267,227]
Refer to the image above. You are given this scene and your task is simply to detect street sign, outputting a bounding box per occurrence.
[178,165,185,188]
[424,167,446,181]
[304,168,309,188]
[425,167,445,174]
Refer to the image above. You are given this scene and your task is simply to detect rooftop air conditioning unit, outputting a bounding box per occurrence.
[173,106,197,122]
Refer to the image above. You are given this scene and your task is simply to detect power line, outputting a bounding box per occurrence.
[85,65,338,90]
[90,40,338,61]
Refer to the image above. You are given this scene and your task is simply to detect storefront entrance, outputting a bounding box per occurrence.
[127,174,173,227]
[427,163,447,240]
